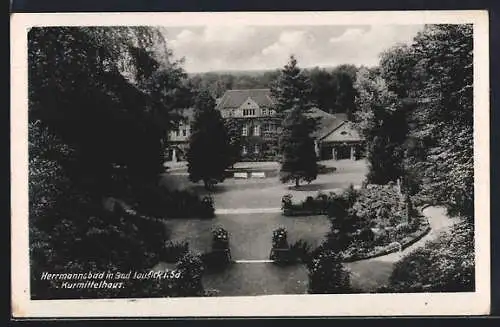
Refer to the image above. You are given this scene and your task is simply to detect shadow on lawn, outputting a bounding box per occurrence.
[287,182,345,192]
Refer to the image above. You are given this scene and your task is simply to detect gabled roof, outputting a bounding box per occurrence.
[216,89,275,110]
[307,109,349,140]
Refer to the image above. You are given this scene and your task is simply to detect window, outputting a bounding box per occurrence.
[262,108,267,116]
[243,109,256,116]
[242,125,248,136]
[241,145,247,155]
[253,124,260,136]
[182,129,187,137]
[340,131,348,135]
[263,124,272,133]
[254,144,259,154]
[270,109,276,116]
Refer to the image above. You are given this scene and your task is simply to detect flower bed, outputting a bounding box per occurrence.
[308,183,429,262]
[340,221,431,262]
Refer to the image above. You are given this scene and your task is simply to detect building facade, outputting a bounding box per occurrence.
[216,89,282,161]
[165,88,365,162]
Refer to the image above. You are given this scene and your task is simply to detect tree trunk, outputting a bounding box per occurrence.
[295,178,300,188]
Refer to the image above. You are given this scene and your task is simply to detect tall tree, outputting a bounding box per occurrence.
[187,90,232,190]
[279,105,318,187]
[270,55,313,114]
[354,68,408,184]
[272,56,318,187]
[308,67,338,113]
[28,27,186,299]
[332,65,358,120]
[409,24,474,218]
[224,118,242,168]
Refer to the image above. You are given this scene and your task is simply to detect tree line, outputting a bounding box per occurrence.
[28,26,206,298]
[188,64,359,118]
[353,24,474,292]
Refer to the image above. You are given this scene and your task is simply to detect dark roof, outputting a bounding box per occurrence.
[216,89,275,109]
[307,109,349,140]
[216,88,353,140]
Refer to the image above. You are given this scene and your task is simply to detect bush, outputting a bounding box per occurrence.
[357,227,375,244]
[308,250,351,294]
[350,184,406,226]
[162,240,189,263]
[395,222,412,234]
[384,221,474,293]
[176,252,205,297]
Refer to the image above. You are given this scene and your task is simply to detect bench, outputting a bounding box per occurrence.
[250,172,266,178]
[234,172,248,179]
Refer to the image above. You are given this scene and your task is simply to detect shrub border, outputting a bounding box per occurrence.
[341,224,431,263]
[340,204,433,263]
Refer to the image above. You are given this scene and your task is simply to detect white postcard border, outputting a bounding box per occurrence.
[11,10,490,317]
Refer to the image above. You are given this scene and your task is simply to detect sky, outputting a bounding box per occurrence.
[160,25,424,73]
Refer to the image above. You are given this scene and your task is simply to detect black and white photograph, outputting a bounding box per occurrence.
[11,11,490,317]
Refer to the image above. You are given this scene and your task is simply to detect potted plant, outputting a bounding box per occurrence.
[270,227,291,263]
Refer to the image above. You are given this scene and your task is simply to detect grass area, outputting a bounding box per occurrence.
[203,262,309,296]
[163,213,331,260]
[160,159,368,209]
[156,159,373,296]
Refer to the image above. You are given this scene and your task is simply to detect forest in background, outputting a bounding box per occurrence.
[189,64,359,118]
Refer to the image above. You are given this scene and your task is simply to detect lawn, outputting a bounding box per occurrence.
[163,213,331,260]
[160,159,368,209]
[156,159,372,296]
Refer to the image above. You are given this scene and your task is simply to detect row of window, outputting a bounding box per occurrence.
[241,144,261,155]
[241,123,276,136]
[223,108,276,117]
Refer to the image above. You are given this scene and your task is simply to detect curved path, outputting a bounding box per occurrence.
[346,205,457,291]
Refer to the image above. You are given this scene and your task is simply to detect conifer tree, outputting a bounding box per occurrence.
[187,90,231,190]
[272,55,318,187]
[270,55,313,115]
[279,106,318,187]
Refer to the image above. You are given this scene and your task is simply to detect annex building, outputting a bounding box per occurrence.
[166,89,364,162]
